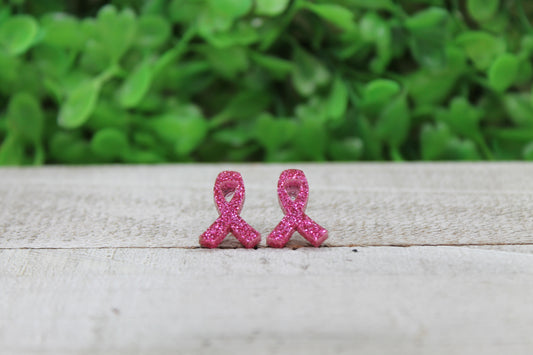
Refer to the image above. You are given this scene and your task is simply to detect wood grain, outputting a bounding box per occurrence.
[0,247,533,354]
[1,163,532,248]
[1,246,532,355]
[1,164,532,354]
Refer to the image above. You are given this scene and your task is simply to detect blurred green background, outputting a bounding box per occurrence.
[0,0,533,164]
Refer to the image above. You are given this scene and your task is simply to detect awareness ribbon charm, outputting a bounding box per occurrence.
[199,171,261,248]
[267,169,328,248]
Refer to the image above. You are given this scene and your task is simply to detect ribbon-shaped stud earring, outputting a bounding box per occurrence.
[267,169,328,248]
[199,171,261,248]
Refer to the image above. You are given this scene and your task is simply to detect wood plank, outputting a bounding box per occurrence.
[1,246,532,354]
[467,244,533,254]
[1,163,533,248]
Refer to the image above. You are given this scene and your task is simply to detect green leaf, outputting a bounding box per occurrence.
[255,0,290,16]
[150,112,208,156]
[503,93,533,127]
[207,0,253,20]
[168,0,203,24]
[406,8,449,67]
[295,97,329,123]
[88,100,129,130]
[58,80,101,129]
[479,12,508,33]
[375,95,410,147]
[213,90,271,126]
[174,116,208,156]
[346,0,394,10]
[305,3,356,31]
[409,30,448,68]
[514,58,532,86]
[0,6,10,24]
[291,47,330,96]
[327,75,348,122]
[213,127,252,146]
[49,132,94,164]
[359,12,386,42]
[491,139,524,160]
[118,60,153,108]
[12,63,43,98]
[488,128,533,141]
[41,13,82,49]
[78,31,110,72]
[123,148,165,164]
[132,131,160,150]
[250,52,293,78]
[197,6,233,38]
[141,0,167,15]
[523,142,533,160]
[407,71,453,108]
[0,51,19,92]
[90,128,129,160]
[151,27,195,77]
[406,46,466,107]
[405,7,448,30]
[359,12,391,72]
[420,122,452,160]
[436,97,482,139]
[0,134,24,165]
[203,21,259,48]
[7,92,43,143]
[0,15,39,55]
[254,114,295,152]
[328,138,363,161]
[456,31,505,70]
[96,5,136,63]
[362,79,401,114]
[0,116,5,137]
[442,138,481,160]
[522,35,533,56]
[137,14,171,49]
[33,44,72,78]
[356,115,382,160]
[293,116,327,160]
[488,53,519,92]
[467,0,499,23]
[1,0,531,164]
[205,46,249,78]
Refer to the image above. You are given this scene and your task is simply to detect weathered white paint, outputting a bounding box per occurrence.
[1,246,533,355]
[1,164,532,354]
[0,163,532,248]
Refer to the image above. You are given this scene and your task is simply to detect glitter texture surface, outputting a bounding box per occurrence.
[199,171,261,248]
[267,169,328,248]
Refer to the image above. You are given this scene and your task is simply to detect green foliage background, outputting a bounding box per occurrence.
[1,0,533,164]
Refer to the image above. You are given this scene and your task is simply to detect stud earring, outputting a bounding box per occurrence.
[267,169,328,248]
[199,171,261,248]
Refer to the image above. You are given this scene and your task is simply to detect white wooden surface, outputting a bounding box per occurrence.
[1,163,533,248]
[1,163,532,354]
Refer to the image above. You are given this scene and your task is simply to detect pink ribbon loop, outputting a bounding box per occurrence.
[267,169,328,248]
[199,171,261,248]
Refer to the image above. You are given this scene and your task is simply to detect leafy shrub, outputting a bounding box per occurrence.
[0,0,533,164]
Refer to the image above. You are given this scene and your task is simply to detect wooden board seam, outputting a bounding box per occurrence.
[1,242,532,250]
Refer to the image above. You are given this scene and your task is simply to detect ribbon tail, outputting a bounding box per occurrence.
[267,216,296,248]
[199,217,230,248]
[297,214,328,247]
[230,216,261,248]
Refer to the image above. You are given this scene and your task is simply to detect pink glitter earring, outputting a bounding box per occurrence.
[199,171,261,249]
[267,169,328,248]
